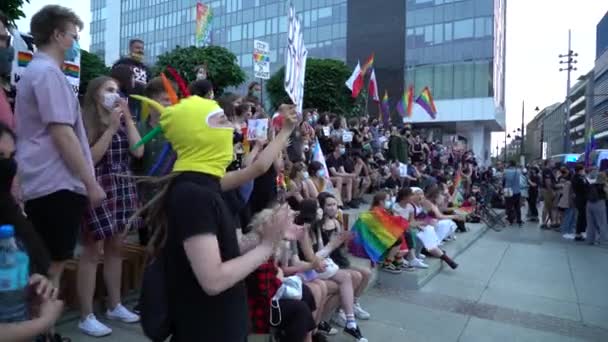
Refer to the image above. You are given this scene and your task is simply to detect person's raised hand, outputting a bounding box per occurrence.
[278,104,298,134]
[109,107,122,133]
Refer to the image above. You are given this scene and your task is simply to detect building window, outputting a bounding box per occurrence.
[433,23,443,44]
[453,18,474,40]
[444,22,453,41]
[254,20,265,37]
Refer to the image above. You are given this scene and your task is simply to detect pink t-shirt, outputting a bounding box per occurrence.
[0,88,14,129]
[14,52,94,201]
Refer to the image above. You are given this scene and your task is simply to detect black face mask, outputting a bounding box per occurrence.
[0,157,17,193]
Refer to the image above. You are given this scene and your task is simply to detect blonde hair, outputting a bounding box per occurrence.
[246,204,282,234]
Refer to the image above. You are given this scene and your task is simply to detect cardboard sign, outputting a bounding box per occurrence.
[322,126,330,137]
[399,163,408,177]
[247,119,269,141]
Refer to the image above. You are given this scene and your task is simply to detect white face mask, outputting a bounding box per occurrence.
[302,171,310,179]
[102,92,120,110]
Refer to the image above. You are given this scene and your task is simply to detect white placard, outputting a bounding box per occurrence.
[342,131,353,143]
[399,163,408,177]
[284,5,308,115]
[247,119,269,141]
[253,40,270,80]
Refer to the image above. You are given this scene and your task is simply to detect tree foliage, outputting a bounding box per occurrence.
[79,50,109,96]
[155,45,246,96]
[1,0,29,26]
[266,58,356,115]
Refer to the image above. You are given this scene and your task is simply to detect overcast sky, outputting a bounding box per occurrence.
[14,1,608,151]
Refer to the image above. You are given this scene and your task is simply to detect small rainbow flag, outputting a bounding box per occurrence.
[17,51,33,67]
[62,63,80,78]
[380,91,390,128]
[584,120,596,167]
[350,207,409,263]
[415,86,437,119]
[361,52,374,75]
[253,53,270,62]
[397,85,414,118]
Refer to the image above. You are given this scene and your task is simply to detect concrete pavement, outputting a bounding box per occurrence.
[58,220,608,341]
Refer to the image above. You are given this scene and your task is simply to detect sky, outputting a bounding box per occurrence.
[13,0,608,152]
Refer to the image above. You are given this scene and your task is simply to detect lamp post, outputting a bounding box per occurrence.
[559,29,578,154]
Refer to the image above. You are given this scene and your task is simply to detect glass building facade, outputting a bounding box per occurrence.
[90,0,347,79]
[404,0,497,100]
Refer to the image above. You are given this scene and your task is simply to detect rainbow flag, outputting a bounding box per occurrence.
[361,53,374,75]
[17,51,33,67]
[396,85,414,118]
[415,86,437,119]
[312,138,330,179]
[62,63,80,78]
[195,2,213,44]
[253,53,270,62]
[380,91,390,128]
[350,207,409,262]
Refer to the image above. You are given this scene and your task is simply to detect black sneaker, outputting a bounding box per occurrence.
[575,235,585,241]
[344,326,368,342]
[318,321,338,336]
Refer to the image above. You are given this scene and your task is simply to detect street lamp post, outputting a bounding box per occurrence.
[559,29,577,154]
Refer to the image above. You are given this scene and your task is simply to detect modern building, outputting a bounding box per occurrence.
[592,10,608,148]
[540,102,568,158]
[401,0,506,166]
[524,104,554,162]
[91,0,348,76]
[567,72,594,153]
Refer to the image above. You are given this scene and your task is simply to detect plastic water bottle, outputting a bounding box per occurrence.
[0,224,30,323]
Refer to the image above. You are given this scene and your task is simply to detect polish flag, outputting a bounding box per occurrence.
[345,61,364,98]
[369,69,379,103]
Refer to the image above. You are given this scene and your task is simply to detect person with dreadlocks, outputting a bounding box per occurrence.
[131,90,298,341]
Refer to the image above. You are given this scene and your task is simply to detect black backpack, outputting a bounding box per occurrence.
[139,249,173,341]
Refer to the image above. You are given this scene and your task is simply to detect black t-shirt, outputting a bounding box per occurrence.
[166,172,247,342]
[528,173,541,194]
[249,167,278,215]
[384,176,405,190]
[326,154,345,174]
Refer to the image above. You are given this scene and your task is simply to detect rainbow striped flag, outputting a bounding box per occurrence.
[195,2,213,44]
[584,121,596,167]
[17,51,33,67]
[62,63,80,78]
[361,53,374,75]
[415,86,437,119]
[396,85,414,118]
[350,207,409,262]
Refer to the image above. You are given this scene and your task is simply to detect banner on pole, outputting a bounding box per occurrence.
[253,40,270,80]
[284,4,307,115]
[195,2,213,45]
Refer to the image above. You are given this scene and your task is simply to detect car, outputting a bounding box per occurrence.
[577,150,608,170]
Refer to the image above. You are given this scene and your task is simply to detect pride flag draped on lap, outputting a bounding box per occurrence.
[350,207,409,263]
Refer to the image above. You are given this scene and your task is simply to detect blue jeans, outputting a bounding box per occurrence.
[560,208,576,234]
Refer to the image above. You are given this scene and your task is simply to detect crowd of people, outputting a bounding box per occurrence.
[499,159,608,244]
[7,4,606,342]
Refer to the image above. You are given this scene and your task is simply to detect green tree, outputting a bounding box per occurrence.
[266,58,356,115]
[1,0,29,25]
[155,45,245,96]
[79,49,109,96]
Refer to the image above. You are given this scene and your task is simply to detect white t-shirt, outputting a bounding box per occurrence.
[393,202,415,220]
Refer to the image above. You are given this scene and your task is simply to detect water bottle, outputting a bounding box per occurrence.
[0,224,30,323]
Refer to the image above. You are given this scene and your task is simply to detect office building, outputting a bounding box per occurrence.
[541,102,567,157]
[567,72,594,153]
[91,0,347,76]
[593,10,608,148]
[401,0,506,165]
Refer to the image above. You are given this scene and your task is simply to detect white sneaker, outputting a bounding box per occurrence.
[106,303,140,323]
[332,309,347,327]
[79,314,112,337]
[562,233,576,240]
[417,253,426,260]
[410,258,429,269]
[354,302,371,320]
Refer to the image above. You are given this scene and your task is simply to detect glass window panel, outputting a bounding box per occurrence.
[415,65,433,95]
[254,20,265,37]
[433,23,443,44]
[473,61,490,97]
[424,25,433,45]
[242,8,253,22]
[279,16,287,32]
[231,25,242,41]
[462,62,474,97]
[318,25,331,41]
[453,19,473,39]
[453,63,465,98]
[485,17,493,37]
[474,17,484,38]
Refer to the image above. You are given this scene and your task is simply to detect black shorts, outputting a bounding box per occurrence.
[25,190,87,261]
[271,284,316,341]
